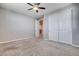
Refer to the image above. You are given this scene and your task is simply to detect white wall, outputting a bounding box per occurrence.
[44,16,49,40]
[0,8,35,42]
[35,20,39,38]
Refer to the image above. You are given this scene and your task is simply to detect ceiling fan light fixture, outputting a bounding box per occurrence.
[27,3,46,13]
[33,7,38,10]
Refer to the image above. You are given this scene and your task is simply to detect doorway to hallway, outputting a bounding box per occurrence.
[35,17,44,39]
[39,20,43,38]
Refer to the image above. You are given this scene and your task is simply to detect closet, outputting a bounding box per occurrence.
[46,7,72,44]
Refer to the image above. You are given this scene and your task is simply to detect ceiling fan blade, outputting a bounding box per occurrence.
[34,3,40,5]
[27,3,33,6]
[36,3,40,5]
[39,7,45,9]
[36,10,38,13]
[27,8,33,10]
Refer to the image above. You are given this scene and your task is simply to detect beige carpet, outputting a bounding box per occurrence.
[0,39,79,56]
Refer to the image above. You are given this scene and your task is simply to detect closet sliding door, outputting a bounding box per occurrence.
[48,13,59,41]
[48,8,72,44]
[59,8,72,44]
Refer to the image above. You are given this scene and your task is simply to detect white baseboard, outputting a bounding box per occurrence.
[0,37,34,44]
[72,44,79,47]
[45,39,79,47]
[58,40,72,45]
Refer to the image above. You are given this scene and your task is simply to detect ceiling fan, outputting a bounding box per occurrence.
[27,3,46,13]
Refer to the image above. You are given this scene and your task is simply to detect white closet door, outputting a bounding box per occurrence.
[59,8,72,44]
[48,13,59,41]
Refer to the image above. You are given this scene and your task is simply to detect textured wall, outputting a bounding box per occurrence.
[0,8,35,42]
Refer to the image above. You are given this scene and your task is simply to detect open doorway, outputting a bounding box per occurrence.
[35,17,44,39]
[39,20,43,38]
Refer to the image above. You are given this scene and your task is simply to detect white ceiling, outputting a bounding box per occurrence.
[0,3,71,19]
